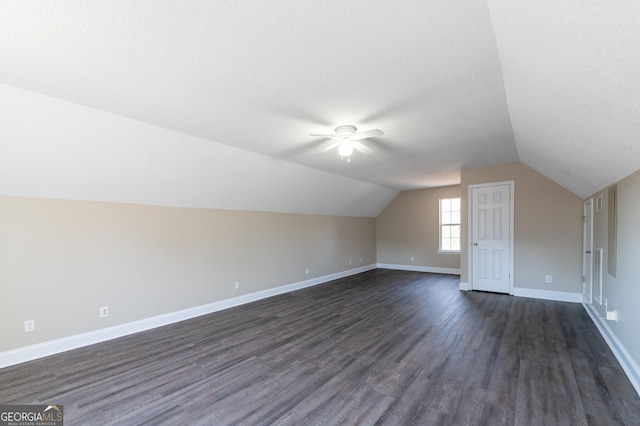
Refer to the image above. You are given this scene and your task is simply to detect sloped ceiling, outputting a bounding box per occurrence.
[0,84,397,217]
[487,0,640,197]
[0,1,638,216]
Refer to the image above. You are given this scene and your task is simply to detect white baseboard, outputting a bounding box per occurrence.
[512,287,582,303]
[583,303,640,397]
[376,263,460,275]
[459,281,470,291]
[0,264,376,369]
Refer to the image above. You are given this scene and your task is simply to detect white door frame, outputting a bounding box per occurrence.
[467,180,515,294]
[583,198,593,304]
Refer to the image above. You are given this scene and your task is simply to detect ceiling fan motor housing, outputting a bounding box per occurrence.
[335,125,357,140]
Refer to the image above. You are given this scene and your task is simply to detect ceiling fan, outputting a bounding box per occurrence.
[310,125,383,162]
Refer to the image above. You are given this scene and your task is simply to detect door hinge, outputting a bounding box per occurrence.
[582,215,587,223]
[582,276,585,282]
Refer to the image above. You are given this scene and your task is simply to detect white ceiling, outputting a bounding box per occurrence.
[1,1,639,215]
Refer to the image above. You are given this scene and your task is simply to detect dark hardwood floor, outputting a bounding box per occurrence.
[2,269,639,425]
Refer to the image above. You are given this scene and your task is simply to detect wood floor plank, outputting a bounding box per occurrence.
[1,270,639,425]
[514,360,589,425]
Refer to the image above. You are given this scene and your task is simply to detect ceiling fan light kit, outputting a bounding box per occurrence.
[310,125,383,161]
[338,142,354,157]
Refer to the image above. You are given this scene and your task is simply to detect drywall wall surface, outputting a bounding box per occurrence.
[0,195,376,352]
[376,185,460,270]
[589,168,640,369]
[461,163,583,293]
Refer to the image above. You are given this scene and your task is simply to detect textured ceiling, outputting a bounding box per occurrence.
[487,0,640,197]
[1,1,639,213]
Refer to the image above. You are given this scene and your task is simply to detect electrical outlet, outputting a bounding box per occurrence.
[411,256,415,262]
[99,306,109,318]
[349,259,352,265]
[305,268,309,275]
[24,320,35,333]
[235,281,240,290]
[545,275,553,283]
[360,258,363,263]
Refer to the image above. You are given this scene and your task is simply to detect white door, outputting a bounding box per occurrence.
[471,184,512,294]
[583,199,593,304]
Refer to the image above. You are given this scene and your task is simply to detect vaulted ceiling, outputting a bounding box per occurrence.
[1,1,638,217]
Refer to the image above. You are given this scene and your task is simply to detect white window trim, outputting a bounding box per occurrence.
[439,197,461,254]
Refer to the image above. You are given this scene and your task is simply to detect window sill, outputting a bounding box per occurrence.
[438,250,460,255]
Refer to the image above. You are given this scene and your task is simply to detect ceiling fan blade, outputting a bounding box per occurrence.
[317,141,341,154]
[353,141,374,156]
[352,129,383,140]
[309,134,338,139]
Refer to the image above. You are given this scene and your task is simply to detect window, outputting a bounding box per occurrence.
[439,198,461,252]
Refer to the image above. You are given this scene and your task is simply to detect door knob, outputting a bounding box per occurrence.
[473,243,478,246]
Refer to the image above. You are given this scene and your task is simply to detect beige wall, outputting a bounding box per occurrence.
[0,196,376,352]
[461,163,583,293]
[376,186,460,271]
[589,169,640,368]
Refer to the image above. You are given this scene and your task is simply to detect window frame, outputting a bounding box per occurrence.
[438,197,461,254]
